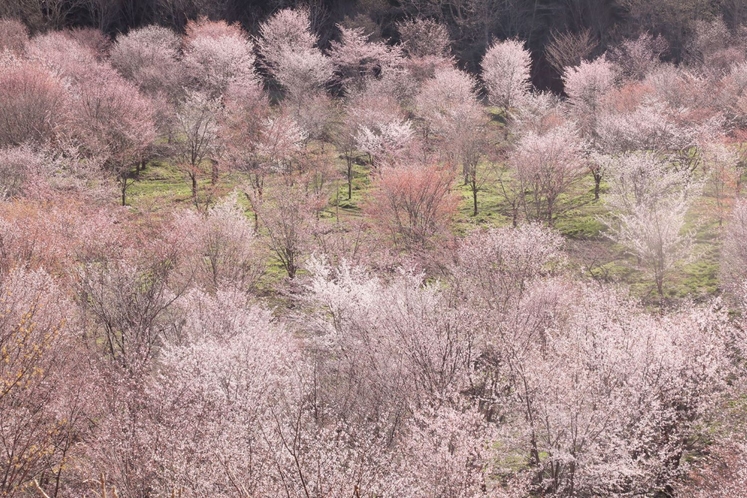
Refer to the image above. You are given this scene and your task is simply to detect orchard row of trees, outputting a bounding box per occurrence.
[2,6,747,497]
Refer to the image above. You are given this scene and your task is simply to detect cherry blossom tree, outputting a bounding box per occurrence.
[563,56,615,135]
[720,199,747,301]
[510,122,586,225]
[492,284,732,495]
[391,405,500,496]
[343,86,413,171]
[414,66,479,150]
[355,119,416,169]
[481,39,532,110]
[702,141,741,226]
[247,183,315,279]
[448,227,732,494]
[173,90,222,205]
[109,25,183,97]
[0,268,87,497]
[512,91,565,134]
[63,26,110,59]
[0,198,125,276]
[148,289,309,496]
[643,64,716,117]
[366,163,459,249]
[452,223,565,311]
[594,98,720,176]
[71,67,157,205]
[607,32,668,82]
[219,79,272,215]
[686,18,742,75]
[307,258,476,430]
[27,33,161,192]
[182,18,257,99]
[77,252,182,374]
[603,152,698,301]
[250,109,307,183]
[397,18,452,59]
[676,441,747,498]
[0,59,67,148]
[172,196,264,292]
[26,31,99,83]
[414,66,488,214]
[328,24,401,95]
[718,61,747,129]
[257,7,333,106]
[0,145,52,199]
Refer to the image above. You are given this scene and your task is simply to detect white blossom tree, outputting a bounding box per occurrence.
[257,7,333,106]
[481,39,532,110]
[603,152,699,301]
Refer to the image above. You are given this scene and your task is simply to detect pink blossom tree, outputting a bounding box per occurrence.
[328,24,401,95]
[0,59,67,148]
[0,145,52,199]
[63,26,110,58]
[257,7,333,107]
[307,258,476,430]
[355,119,416,169]
[452,223,566,310]
[0,268,88,497]
[720,199,747,301]
[148,289,308,496]
[247,182,315,279]
[718,61,747,129]
[172,196,264,292]
[446,226,732,494]
[686,18,743,75]
[608,32,668,81]
[414,66,488,214]
[702,141,741,226]
[173,90,222,205]
[414,66,479,149]
[26,31,99,83]
[70,67,157,205]
[182,18,257,99]
[397,18,452,59]
[343,86,413,170]
[493,284,732,494]
[366,163,459,249]
[109,25,183,97]
[509,122,586,225]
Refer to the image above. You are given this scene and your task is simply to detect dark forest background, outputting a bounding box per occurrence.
[3,0,746,90]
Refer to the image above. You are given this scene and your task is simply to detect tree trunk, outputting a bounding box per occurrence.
[594,172,601,200]
[211,161,218,185]
[347,157,353,200]
[472,181,478,216]
[121,177,128,206]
